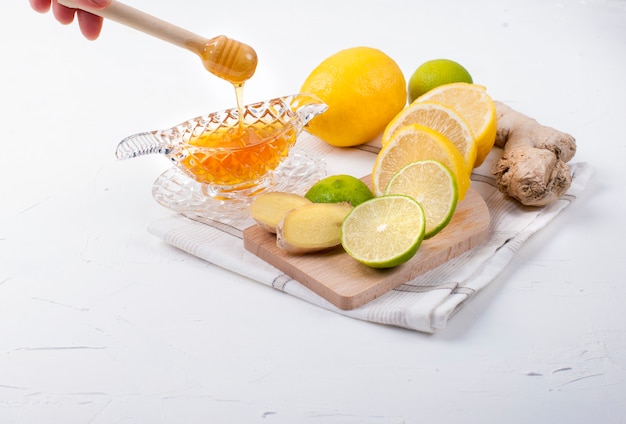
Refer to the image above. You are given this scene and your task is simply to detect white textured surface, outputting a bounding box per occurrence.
[1,1,625,423]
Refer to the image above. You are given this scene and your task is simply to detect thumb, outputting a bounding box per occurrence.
[71,0,112,9]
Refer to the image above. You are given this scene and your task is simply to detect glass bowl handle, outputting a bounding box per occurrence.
[115,131,174,160]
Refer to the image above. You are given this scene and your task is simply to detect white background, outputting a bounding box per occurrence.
[1,0,625,422]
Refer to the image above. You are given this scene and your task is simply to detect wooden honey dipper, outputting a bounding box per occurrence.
[57,0,258,84]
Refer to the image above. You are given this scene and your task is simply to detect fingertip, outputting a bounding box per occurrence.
[52,1,77,25]
[77,11,104,40]
[82,28,102,41]
[29,0,52,13]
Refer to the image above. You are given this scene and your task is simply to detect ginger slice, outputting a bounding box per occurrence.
[276,203,353,254]
[249,192,311,233]
[490,101,577,206]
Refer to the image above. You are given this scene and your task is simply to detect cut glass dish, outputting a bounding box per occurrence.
[115,94,328,219]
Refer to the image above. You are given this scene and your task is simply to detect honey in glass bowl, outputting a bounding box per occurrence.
[179,119,298,189]
[116,94,327,196]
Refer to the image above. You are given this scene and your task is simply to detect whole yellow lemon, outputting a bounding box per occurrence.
[300,47,406,147]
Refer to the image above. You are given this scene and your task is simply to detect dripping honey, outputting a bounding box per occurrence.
[180,36,273,187]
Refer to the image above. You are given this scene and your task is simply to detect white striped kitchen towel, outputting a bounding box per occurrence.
[147,133,592,333]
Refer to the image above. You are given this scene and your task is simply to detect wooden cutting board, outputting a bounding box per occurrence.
[243,187,490,310]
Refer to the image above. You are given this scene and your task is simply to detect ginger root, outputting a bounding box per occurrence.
[276,203,353,254]
[249,192,312,233]
[490,101,577,206]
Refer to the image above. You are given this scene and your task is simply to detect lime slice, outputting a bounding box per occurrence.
[341,195,425,268]
[385,160,458,239]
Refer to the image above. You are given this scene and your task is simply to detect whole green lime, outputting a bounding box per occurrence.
[408,59,473,103]
[305,174,374,206]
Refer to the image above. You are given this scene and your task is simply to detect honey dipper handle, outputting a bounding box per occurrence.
[57,0,207,52]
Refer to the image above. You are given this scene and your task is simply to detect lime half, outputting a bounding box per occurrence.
[341,195,425,268]
[305,174,374,206]
[385,160,458,239]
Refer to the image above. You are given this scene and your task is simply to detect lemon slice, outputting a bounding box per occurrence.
[372,124,470,199]
[341,195,425,268]
[385,160,458,239]
[417,83,496,167]
[382,101,477,172]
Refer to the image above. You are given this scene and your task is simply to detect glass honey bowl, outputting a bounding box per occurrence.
[116,94,328,204]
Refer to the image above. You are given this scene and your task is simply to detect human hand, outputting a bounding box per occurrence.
[30,0,112,40]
